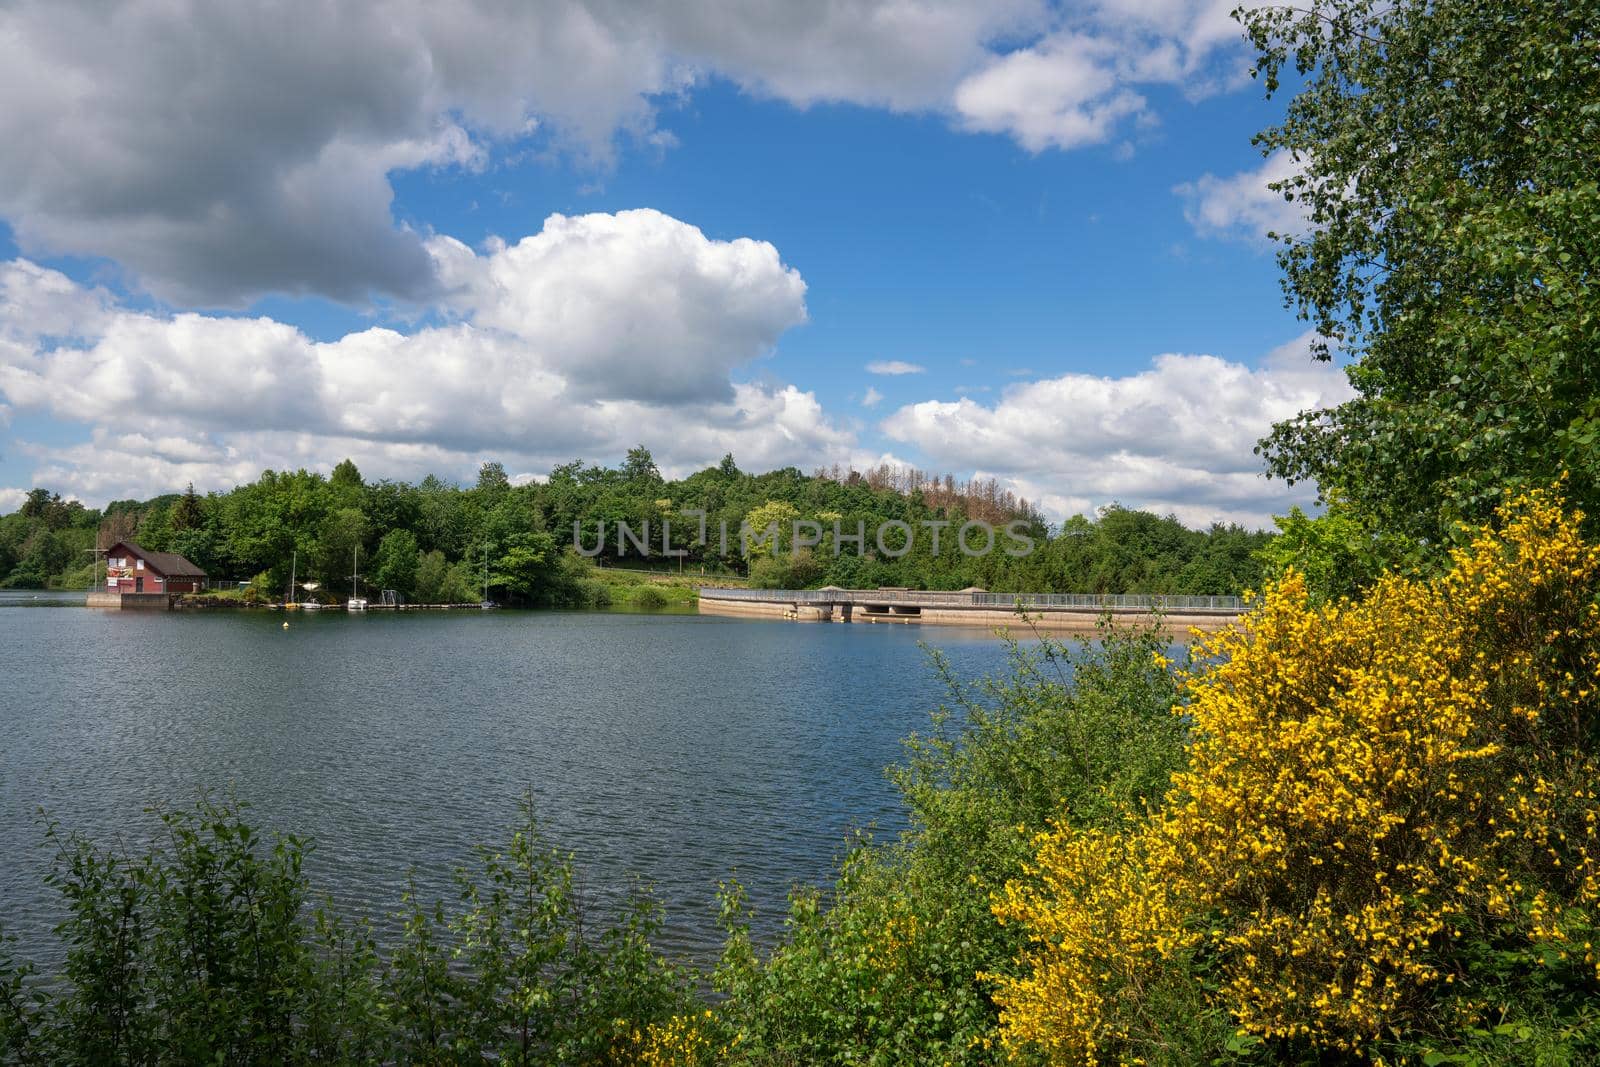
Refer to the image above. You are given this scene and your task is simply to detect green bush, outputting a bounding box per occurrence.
[0,796,697,1065]
[630,585,670,609]
[575,578,613,608]
[711,617,1190,1064]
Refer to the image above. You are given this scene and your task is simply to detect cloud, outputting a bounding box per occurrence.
[0,487,26,513]
[660,0,1042,111]
[428,209,806,404]
[0,259,115,345]
[0,1,1251,305]
[16,385,856,506]
[866,360,926,376]
[879,335,1353,527]
[1174,149,1306,244]
[0,211,854,502]
[953,35,1148,152]
[862,386,883,408]
[952,1,1249,151]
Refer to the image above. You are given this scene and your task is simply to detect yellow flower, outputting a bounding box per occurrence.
[990,485,1600,1063]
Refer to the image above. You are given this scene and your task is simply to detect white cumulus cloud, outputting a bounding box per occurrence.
[952,1,1249,152]
[1174,149,1307,244]
[954,35,1148,151]
[428,210,806,404]
[0,211,855,502]
[879,334,1353,528]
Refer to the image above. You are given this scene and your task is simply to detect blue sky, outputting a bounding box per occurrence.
[0,1,1350,527]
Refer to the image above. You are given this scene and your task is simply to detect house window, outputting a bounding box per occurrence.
[135,559,144,570]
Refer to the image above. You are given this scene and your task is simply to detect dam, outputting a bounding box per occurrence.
[696,586,1243,633]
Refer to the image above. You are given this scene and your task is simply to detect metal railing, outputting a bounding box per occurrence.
[697,587,1243,614]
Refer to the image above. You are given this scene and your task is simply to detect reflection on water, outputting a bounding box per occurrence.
[0,599,1024,962]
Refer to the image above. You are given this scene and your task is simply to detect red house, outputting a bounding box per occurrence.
[104,541,207,594]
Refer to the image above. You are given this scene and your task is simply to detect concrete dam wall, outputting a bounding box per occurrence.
[696,587,1242,634]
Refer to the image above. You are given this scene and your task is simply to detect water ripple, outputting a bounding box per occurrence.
[0,601,1019,964]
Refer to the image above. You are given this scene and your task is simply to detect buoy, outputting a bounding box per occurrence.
[282,621,289,630]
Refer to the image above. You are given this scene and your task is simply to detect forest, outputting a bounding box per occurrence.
[0,449,1273,602]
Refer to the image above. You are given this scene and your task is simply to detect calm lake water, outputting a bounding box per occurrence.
[0,590,1026,964]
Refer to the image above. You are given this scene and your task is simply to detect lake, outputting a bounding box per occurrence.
[0,591,1027,964]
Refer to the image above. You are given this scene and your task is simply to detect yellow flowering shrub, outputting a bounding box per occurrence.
[992,486,1600,1063]
[638,1010,716,1066]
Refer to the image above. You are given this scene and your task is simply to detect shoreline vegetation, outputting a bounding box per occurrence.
[2,449,1272,606]
[159,566,720,612]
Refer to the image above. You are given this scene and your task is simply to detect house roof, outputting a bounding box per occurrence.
[109,541,207,578]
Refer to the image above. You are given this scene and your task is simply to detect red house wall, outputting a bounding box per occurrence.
[104,546,200,595]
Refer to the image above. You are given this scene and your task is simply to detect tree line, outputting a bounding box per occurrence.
[0,449,1273,601]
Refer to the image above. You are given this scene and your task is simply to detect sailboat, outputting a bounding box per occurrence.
[285,548,323,608]
[479,543,497,610]
[348,546,367,611]
[285,550,300,611]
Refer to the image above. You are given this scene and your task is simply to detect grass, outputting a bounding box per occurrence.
[582,564,749,608]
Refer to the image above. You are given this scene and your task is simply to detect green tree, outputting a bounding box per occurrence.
[747,550,824,590]
[218,469,333,586]
[412,550,450,604]
[622,445,661,485]
[170,484,203,532]
[413,551,476,605]
[1256,492,1422,603]
[475,461,510,499]
[18,488,52,520]
[372,529,420,599]
[1244,0,1600,542]
[490,532,560,604]
[740,500,800,561]
[169,529,218,576]
[329,458,363,490]
[317,507,368,590]
[415,475,470,558]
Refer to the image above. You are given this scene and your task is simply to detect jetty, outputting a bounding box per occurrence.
[696,586,1243,633]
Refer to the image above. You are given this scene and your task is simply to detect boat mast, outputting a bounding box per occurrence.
[482,543,489,603]
[288,549,296,604]
[352,545,359,600]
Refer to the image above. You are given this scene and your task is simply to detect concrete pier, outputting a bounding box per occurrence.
[86,591,172,610]
[696,587,1242,634]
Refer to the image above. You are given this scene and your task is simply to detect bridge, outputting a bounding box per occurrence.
[696,586,1243,632]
